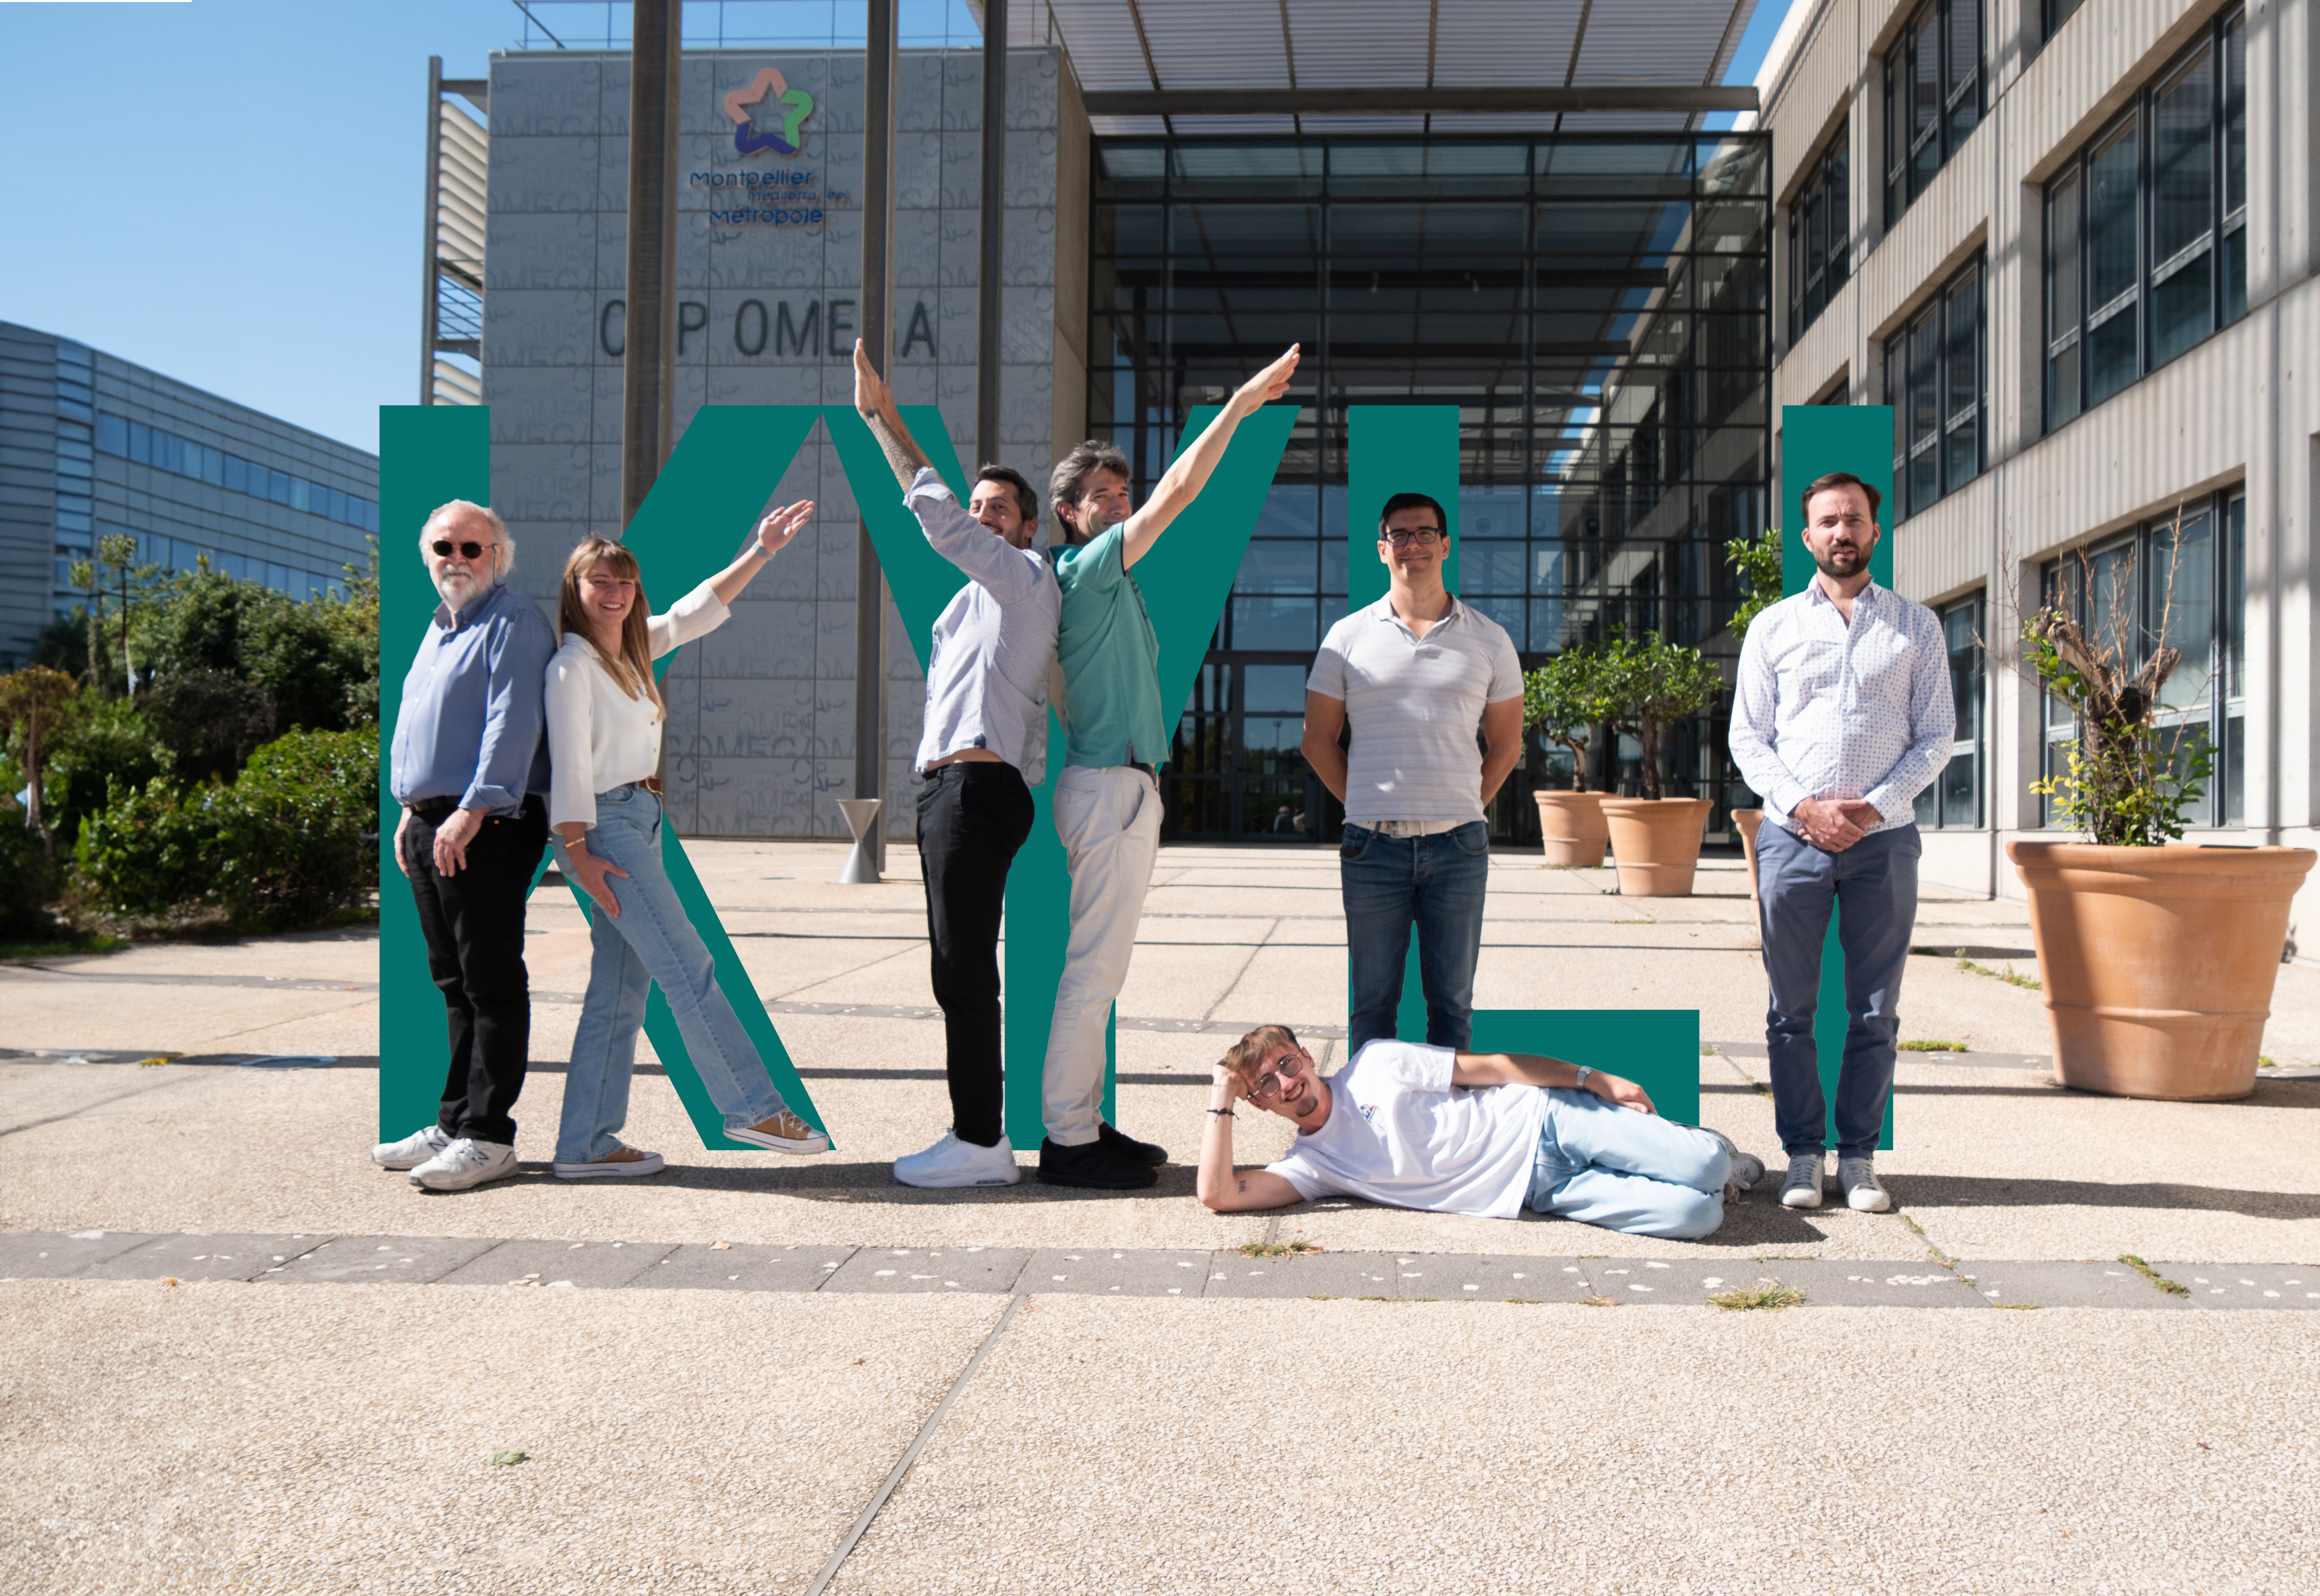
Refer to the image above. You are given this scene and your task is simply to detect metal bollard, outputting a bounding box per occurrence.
[835,798,883,884]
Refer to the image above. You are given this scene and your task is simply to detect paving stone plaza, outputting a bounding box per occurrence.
[5,839,2317,1591]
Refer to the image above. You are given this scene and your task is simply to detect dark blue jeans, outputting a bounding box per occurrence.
[1340,821,1490,1055]
[1755,820,1920,1158]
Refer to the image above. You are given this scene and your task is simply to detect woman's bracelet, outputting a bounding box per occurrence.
[1207,1106,1235,1118]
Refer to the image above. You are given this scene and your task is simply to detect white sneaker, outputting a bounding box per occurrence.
[894,1129,1020,1188]
[1839,1156,1893,1213]
[409,1137,520,1191]
[553,1142,666,1180]
[727,1110,829,1155]
[372,1124,451,1170]
[1703,1128,1766,1196]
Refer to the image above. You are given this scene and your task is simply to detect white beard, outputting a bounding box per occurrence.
[433,568,483,607]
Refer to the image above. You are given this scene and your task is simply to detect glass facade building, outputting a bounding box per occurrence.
[0,321,378,669]
[1086,135,1773,842]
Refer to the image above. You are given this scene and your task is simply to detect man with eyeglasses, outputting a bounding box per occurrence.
[374,500,557,1191]
[1196,1025,1757,1237]
[1302,492,1525,1055]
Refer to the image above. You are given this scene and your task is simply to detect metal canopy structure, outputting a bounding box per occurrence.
[980,0,1765,133]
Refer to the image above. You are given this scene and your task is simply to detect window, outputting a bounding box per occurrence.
[1886,256,1984,518]
[2038,490,2246,828]
[95,413,379,533]
[1884,0,1982,225]
[2045,11,2247,430]
[1916,593,1984,828]
[1787,121,1849,342]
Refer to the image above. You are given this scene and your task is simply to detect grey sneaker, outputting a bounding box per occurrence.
[1839,1156,1892,1212]
[372,1124,450,1170]
[410,1137,519,1191]
[1703,1128,1765,1196]
[1779,1151,1826,1209]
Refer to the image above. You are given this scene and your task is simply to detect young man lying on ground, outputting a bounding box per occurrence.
[1196,1025,1763,1240]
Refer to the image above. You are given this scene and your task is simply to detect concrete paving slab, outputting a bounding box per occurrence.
[631,1241,856,1291]
[0,1229,154,1278]
[1583,1257,1780,1302]
[1387,1253,1596,1302]
[263,1234,502,1284]
[80,1232,326,1282]
[1202,1248,1400,1298]
[1760,1258,1987,1307]
[1955,1259,2196,1310]
[823,1245,1030,1293]
[1021,1247,1214,1296]
[433,1238,676,1289]
[2168,1263,2320,1308]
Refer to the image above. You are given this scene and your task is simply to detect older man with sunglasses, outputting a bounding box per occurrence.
[1196,1025,1760,1238]
[374,500,558,1192]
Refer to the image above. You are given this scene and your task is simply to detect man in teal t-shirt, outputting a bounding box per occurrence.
[1035,343,1301,1190]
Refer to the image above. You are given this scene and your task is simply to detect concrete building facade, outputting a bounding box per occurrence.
[1758,0,2317,925]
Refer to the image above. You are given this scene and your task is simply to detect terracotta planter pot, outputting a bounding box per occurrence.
[1733,808,1766,917]
[1599,796,1714,897]
[2007,840,2317,1101]
[1534,790,1609,867]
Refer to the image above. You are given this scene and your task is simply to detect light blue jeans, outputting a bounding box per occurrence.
[553,784,791,1165]
[1525,1089,1729,1240]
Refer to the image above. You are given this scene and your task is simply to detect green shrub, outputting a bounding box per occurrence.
[0,815,59,937]
[73,777,224,922]
[216,727,379,931]
[44,693,165,846]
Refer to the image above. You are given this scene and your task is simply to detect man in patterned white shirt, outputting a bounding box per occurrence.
[1728,472,1953,1214]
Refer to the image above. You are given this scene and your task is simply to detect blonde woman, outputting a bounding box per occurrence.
[545,505,827,1177]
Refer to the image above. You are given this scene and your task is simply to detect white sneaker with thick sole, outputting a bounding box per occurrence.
[372,1124,451,1170]
[1839,1156,1893,1212]
[553,1142,666,1180]
[893,1130,1020,1188]
[409,1137,520,1191]
[1780,1151,1827,1209]
[727,1110,829,1155]
[1703,1128,1766,1196]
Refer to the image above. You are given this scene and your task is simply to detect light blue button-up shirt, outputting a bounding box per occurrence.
[907,469,1060,775]
[388,581,556,815]
[1728,578,1954,837]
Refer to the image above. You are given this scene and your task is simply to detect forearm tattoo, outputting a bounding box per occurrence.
[866,409,926,488]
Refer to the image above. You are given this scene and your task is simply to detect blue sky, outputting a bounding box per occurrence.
[1,0,1790,458]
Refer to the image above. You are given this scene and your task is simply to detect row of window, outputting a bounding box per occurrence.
[93,413,380,534]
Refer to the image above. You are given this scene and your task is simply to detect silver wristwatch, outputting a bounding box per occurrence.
[1573,1066,1594,1092]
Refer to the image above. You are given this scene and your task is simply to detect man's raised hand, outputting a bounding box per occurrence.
[1232,344,1301,414]
[851,337,894,420]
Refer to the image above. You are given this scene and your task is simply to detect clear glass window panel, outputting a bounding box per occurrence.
[2087,304,2139,406]
[2087,123,2140,311]
[1946,602,1983,739]
[2150,250,2213,366]
[1827,140,1849,282]
[1237,717,1308,776]
[2225,711,2244,823]
[1462,543,1528,595]
[1464,595,1527,649]
[2222,227,2247,323]
[2226,495,2246,699]
[1945,410,1979,496]
[1172,144,1324,198]
[2048,173,2082,338]
[1946,0,1979,102]
[1913,10,1941,140]
[1240,782,1315,834]
[2153,510,2213,710]
[1241,665,1311,715]
[1459,485,1528,539]
[1946,266,1981,420]
[1915,779,1938,826]
[2048,342,2082,428]
[1230,596,1317,651]
[1941,748,1979,827]
[1534,141,1693,198]
[2089,541,2136,667]
[1909,311,1940,451]
[1234,540,1317,595]
[2224,16,2247,215]
[2151,52,2215,265]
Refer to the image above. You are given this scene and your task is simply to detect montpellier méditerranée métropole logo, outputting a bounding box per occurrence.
[695,67,830,230]
[726,66,814,155]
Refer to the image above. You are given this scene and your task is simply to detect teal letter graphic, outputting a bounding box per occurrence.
[1343,406,1701,1121]
[1779,404,1898,1150]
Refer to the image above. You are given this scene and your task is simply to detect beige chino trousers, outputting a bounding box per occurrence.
[1040,764,1164,1145]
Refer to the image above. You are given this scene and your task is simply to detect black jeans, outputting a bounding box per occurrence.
[400,796,548,1145]
[916,761,1035,1147]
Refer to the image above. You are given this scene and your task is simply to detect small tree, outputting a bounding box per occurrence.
[0,666,80,834]
[1599,632,1723,801]
[1723,528,1785,641]
[1522,645,1616,792]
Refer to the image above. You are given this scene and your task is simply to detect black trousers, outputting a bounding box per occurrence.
[400,796,548,1145]
[916,761,1035,1148]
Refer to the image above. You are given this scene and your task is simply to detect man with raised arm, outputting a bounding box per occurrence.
[852,340,1060,1188]
[1196,1024,1759,1238]
[1728,471,1952,1215]
[1036,344,1303,1190]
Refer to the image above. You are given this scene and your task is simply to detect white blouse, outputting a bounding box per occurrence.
[545,580,730,828]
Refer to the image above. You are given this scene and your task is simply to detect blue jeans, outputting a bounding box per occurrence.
[1525,1089,1729,1239]
[552,785,791,1165]
[1340,821,1490,1054]
[1755,820,1920,1158]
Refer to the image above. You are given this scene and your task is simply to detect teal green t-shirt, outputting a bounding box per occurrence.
[1051,524,1168,769]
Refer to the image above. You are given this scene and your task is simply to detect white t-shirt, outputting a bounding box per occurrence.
[1265,1040,1550,1219]
[1307,595,1524,826]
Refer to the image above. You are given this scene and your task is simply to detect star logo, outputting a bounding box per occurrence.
[723,67,815,158]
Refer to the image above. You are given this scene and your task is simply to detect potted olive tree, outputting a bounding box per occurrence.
[1723,528,1785,899]
[1597,630,1723,896]
[2010,553,2314,1100]
[1522,644,1616,866]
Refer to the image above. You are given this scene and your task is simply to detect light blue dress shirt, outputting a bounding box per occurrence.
[906,468,1060,775]
[388,581,556,815]
[1728,579,1954,837]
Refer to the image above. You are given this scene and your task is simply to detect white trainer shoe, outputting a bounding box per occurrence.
[1839,1156,1893,1212]
[553,1142,666,1180]
[894,1129,1020,1188]
[1703,1128,1766,1196]
[409,1137,520,1191]
[372,1124,451,1170]
[727,1110,829,1155]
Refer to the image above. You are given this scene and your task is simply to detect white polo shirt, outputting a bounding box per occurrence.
[1308,594,1524,826]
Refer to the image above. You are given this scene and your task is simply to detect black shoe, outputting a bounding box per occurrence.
[1037,1136,1159,1190]
[1098,1121,1168,1166]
